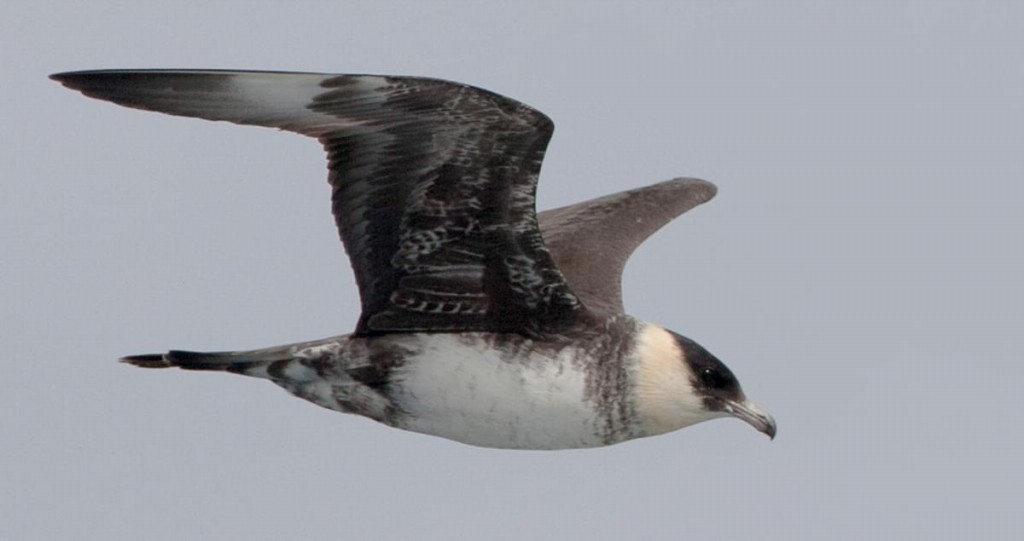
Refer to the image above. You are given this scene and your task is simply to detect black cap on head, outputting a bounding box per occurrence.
[670,332,745,409]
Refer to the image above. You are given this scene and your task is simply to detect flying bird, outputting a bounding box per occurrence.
[52,70,775,449]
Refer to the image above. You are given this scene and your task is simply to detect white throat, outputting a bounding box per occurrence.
[632,323,719,435]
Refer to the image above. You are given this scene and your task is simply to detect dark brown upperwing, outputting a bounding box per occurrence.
[52,70,582,335]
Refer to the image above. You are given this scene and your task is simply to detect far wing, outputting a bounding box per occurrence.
[538,178,716,316]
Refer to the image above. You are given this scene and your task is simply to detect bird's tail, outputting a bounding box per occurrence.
[121,349,294,378]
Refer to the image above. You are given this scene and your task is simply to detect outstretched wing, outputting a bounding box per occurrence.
[538,178,717,316]
[53,70,581,334]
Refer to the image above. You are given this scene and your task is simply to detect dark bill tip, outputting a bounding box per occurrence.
[723,400,777,440]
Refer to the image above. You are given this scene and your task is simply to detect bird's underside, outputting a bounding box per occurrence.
[124,322,654,450]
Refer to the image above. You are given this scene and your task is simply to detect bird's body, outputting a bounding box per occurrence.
[53,69,775,449]
[130,316,720,449]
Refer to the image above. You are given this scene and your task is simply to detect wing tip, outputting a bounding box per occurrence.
[49,70,83,87]
[50,69,123,83]
[664,177,718,203]
[49,70,134,92]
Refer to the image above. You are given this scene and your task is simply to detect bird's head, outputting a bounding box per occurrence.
[632,324,776,440]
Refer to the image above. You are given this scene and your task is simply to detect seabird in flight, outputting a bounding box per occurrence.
[52,70,775,449]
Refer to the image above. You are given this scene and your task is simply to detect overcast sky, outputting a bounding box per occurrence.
[3,1,1023,539]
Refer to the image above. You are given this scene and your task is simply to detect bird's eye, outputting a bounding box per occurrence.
[700,367,725,389]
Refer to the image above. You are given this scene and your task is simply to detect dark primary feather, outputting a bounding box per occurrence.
[52,70,581,335]
[538,178,717,315]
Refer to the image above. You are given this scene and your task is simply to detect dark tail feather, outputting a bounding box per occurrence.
[120,350,285,374]
[121,353,170,368]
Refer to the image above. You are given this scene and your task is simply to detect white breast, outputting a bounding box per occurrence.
[387,333,607,449]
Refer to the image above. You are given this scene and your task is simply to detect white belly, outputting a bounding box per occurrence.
[387,334,609,449]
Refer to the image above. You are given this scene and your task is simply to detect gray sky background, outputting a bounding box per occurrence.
[3,1,1022,539]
